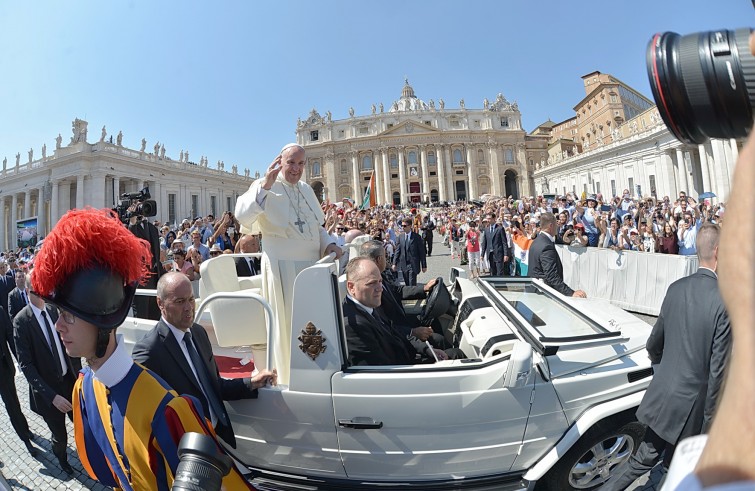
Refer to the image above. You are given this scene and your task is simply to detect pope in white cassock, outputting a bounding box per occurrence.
[235,144,342,384]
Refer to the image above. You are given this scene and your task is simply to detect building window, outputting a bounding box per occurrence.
[168,193,176,225]
[391,174,398,179]
[310,130,319,142]
[455,170,464,175]
[362,154,372,170]
[611,180,617,198]
[424,120,432,126]
[408,151,417,164]
[473,120,481,128]
[477,149,485,163]
[583,183,588,194]
[610,94,618,103]
[428,151,436,165]
[450,119,460,128]
[191,194,199,217]
[340,159,348,175]
[628,177,635,195]
[387,123,394,128]
[649,175,657,196]
[504,148,514,162]
[390,154,398,168]
[500,118,509,128]
[338,130,345,138]
[453,149,463,163]
[311,161,321,177]
[596,181,601,193]
[429,171,436,176]
[392,192,400,205]
[210,196,217,218]
[359,126,369,134]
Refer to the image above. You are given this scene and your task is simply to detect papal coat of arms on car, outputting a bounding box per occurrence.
[298,322,326,361]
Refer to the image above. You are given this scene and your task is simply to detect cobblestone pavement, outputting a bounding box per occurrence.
[0,233,661,490]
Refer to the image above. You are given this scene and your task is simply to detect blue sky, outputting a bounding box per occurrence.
[0,1,751,175]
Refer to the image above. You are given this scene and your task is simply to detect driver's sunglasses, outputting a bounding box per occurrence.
[56,307,76,325]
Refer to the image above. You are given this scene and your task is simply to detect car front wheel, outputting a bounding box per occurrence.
[539,420,645,490]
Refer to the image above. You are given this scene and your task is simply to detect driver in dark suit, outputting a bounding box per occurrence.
[392,219,427,286]
[602,224,731,490]
[528,212,586,298]
[343,258,447,366]
[480,213,511,276]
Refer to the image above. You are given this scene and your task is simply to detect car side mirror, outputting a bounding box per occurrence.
[503,341,533,389]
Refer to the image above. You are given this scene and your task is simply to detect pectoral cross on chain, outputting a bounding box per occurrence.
[294,217,305,233]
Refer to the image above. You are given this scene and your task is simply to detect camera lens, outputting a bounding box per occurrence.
[171,433,233,491]
[646,28,755,144]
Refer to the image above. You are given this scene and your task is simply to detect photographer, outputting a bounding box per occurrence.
[128,213,164,321]
[211,211,238,252]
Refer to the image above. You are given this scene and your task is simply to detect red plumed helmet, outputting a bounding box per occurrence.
[32,208,152,329]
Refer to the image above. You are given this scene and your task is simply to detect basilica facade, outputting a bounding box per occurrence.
[0,119,252,251]
[298,81,547,205]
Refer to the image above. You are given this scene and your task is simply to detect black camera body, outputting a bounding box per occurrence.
[113,186,157,224]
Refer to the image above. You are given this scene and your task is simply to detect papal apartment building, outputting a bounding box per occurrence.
[0,119,252,251]
[298,80,550,205]
[532,71,739,201]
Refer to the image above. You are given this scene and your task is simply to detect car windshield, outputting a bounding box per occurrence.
[492,281,608,340]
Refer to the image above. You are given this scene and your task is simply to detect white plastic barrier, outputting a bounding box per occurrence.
[555,245,698,316]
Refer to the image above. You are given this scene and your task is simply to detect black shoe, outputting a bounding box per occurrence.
[24,441,37,458]
[59,461,74,475]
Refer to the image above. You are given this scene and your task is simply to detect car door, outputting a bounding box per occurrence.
[331,359,535,480]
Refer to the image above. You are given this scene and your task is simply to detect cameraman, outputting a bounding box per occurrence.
[128,211,164,321]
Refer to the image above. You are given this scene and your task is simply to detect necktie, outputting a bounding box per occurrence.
[22,291,28,305]
[41,312,63,377]
[248,258,256,275]
[183,331,228,427]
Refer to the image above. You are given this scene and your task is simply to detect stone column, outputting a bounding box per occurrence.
[112,176,121,206]
[398,147,407,205]
[675,148,690,196]
[444,146,454,200]
[729,139,739,178]
[37,185,46,237]
[380,149,390,205]
[76,174,85,209]
[710,139,731,199]
[23,191,31,219]
[662,151,677,198]
[59,180,72,218]
[697,143,713,194]
[466,146,478,200]
[50,180,59,226]
[0,198,6,251]
[436,145,447,202]
[488,144,500,196]
[91,173,107,209]
[324,154,337,204]
[373,151,383,205]
[351,152,361,203]
[420,146,430,202]
[10,194,18,246]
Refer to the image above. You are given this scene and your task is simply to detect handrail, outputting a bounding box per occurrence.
[193,291,275,373]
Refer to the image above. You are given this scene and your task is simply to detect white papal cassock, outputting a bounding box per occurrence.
[235,175,333,384]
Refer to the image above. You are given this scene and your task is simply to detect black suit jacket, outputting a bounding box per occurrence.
[481,224,510,262]
[132,319,256,447]
[528,233,574,296]
[393,232,427,272]
[13,305,81,417]
[380,270,426,330]
[128,220,164,287]
[0,273,14,314]
[234,256,260,277]
[636,268,731,444]
[343,297,421,366]
[8,287,28,320]
[0,306,16,375]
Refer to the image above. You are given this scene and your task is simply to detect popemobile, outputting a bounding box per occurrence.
[119,251,653,491]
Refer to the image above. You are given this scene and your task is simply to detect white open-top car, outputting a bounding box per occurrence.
[120,255,653,490]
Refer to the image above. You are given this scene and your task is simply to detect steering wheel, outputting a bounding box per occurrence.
[419,277,452,327]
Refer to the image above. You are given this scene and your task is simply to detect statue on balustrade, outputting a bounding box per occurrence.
[232,164,238,174]
[327,111,332,121]
[160,145,165,159]
[71,118,87,143]
[56,133,62,149]
[439,98,445,110]
[154,141,160,156]
[140,138,147,152]
[42,144,46,159]
[185,151,189,163]
[483,98,489,110]
[100,125,107,142]
[180,150,184,162]
[459,99,465,109]
[116,131,123,146]
[15,153,20,168]
[349,107,355,117]
[371,104,376,115]
[3,157,6,169]
[379,103,384,113]
[28,148,33,163]
[428,99,435,110]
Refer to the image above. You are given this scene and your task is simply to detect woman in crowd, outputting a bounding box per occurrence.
[640,221,657,253]
[212,211,238,252]
[465,220,481,278]
[656,222,678,254]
